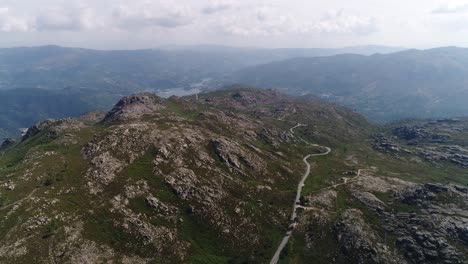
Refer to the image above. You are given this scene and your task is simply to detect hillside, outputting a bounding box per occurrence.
[232,47,468,122]
[0,88,467,264]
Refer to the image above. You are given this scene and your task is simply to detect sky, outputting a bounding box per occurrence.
[1,0,468,49]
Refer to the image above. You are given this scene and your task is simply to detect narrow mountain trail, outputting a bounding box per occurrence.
[270,124,332,264]
[296,169,369,212]
[48,233,57,264]
[270,124,370,264]
[289,123,306,134]
[310,168,368,194]
[0,189,37,211]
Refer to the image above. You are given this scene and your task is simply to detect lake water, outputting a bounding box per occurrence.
[156,88,201,98]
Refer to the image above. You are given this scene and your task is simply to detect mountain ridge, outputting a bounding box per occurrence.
[232,47,468,122]
[0,88,467,263]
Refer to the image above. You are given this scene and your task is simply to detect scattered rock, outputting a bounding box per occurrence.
[373,133,402,153]
[2,181,16,191]
[22,118,84,141]
[334,209,406,264]
[352,191,386,212]
[305,190,337,210]
[103,93,165,122]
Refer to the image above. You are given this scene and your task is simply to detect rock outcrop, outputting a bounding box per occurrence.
[103,93,165,122]
[22,118,84,141]
[335,209,405,264]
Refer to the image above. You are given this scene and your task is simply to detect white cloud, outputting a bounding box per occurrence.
[35,7,101,31]
[218,7,291,36]
[112,2,194,30]
[217,7,377,37]
[0,2,379,39]
[0,7,31,32]
[432,1,468,14]
[28,2,195,32]
[310,9,378,35]
[1,0,467,49]
[202,0,234,15]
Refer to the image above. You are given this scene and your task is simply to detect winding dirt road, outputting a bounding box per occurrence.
[289,123,306,135]
[270,125,331,264]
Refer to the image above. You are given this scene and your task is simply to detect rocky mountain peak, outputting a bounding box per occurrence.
[103,93,166,122]
[22,118,85,141]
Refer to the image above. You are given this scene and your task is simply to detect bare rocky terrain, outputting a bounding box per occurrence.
[0,87,467,263]
[374,118,468,169]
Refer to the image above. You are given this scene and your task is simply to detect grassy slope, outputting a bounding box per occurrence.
[276,125,468,263]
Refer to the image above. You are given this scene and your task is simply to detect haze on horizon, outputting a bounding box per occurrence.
[1,0,468,50]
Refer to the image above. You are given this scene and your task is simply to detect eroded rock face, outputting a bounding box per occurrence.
[305,190,337,210]
[145,196,176,215]
[164,168,202,201]
[373,133,404,153]
[299,171,468,264]
[103,93,166,122]
[393,126,430,141]
[86,152,124,194]
[83,123,160,193]
[335,209,406,264]
[396,231,465,264]
[352,174,415,193]
[377,119,468,169]
[351,191,386,213]
[211,138,266,174]
[22,118,85,141]
[419,147,468,168]
[380,183,468,264]
[54,222,153,264]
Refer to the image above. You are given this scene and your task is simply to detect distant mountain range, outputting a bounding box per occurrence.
[0,45,403,93]
[0,45,403,136]
[232,47,468,122]
[3,45,468,135]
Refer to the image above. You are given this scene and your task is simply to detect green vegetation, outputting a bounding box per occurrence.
[0,88,467,263]
[163,99,201,121]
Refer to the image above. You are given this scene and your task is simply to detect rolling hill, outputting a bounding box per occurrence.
[232,47,468,122]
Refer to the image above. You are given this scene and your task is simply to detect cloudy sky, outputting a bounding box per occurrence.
[1,0,468,49]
